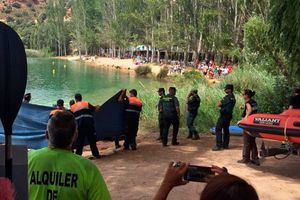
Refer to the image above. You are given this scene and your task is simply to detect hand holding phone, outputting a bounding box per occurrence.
[184,165,216,182]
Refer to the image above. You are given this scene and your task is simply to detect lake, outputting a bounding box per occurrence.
[26,58,163,107]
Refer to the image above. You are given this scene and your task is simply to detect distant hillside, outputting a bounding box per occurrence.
[0,0,45,22]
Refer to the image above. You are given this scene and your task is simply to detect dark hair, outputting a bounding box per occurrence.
[74,93,82,101]
[244,89,256,98]
[169,87,177,92]
[57,99,64,107]
[200,174,259,200]
[24,93,31,101]
[47,111,77,149]
[69,100,75,106]
[129,89,137,97]
[295,88,300,94]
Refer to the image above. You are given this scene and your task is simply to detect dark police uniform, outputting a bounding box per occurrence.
[124,96,142,150]
[158,95,165,140]
[242,99,258,161]
[289,94,300,109]
[187,94,201,138]
[159,94,180,146]
[215,93,236,148]
[70,101,100,157]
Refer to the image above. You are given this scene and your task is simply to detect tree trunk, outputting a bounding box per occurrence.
[157,50,160,63]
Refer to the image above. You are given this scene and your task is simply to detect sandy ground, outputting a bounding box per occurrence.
[57,56,163,75]
[82,133,300,200]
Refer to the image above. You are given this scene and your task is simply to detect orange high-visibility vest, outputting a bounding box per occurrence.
[70,101,93,120]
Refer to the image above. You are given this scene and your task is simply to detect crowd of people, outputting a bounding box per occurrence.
[12,86,299,199]
[195,59,234,79]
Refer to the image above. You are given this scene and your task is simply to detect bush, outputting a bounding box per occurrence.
[157,67,168,79]
[2,6,12,14]
[135,65,152,77]
[11,2,21,9]
[14,12,23,18]
[6,16,14,23]
[26,1,33,8]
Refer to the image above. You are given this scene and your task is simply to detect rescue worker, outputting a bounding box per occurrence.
[119,89,142,150]
[186,90,201,140]
[23,93,31,103]
[237,89,259,166]
[212,84,236,151]
[289,87,300,109]
[70,93,101,158]
[157,88,166,141]
[49,99,66,118]
[159,87,180,147]
[69,99,75,107]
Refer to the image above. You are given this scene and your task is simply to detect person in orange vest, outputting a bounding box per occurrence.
[49,99,65,118]
[70,93,101,158]
[119,89,142,150]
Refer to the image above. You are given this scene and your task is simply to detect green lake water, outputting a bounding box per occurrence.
[26,58,163,107]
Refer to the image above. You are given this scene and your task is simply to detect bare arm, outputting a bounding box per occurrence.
[118,89,127,102]
[153,162,188,200]
[217,101,222,107]
[244,103,252,119]
[176,107,180,117]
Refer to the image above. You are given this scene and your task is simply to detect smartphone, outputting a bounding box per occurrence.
[184,165,215,182]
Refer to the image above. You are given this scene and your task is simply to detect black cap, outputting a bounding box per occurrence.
[158,88,165,93]
[224,84,234,91]
[57,99,64,107]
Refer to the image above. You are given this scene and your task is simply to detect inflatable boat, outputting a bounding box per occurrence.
[238,109,300,144]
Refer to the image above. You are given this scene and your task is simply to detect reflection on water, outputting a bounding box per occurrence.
[26,58,163,107]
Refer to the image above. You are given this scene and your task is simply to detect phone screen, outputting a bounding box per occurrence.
[184,165,215,182]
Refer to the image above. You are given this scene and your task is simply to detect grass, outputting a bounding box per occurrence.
[138,66,291,135]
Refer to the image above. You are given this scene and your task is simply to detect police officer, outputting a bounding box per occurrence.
[119,89,142,150]
[212,84,236,151]
[157,88,165,141]
[49,99,66,118]
[186,90,201,140]
[159,87,180,147]
[237,89,259,165]
[70,93,101,158]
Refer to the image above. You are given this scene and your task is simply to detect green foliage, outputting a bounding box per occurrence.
[135,65,152,77]
[25,49,53,58]
[2,5,12,14]
[157,67,168,79]
[270,0,300,78]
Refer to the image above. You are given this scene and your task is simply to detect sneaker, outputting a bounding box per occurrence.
[89,155,101,160]
[162,144,168,147]
[172,142,180,145]
[212,146,223,151]
[251,159,260,166]
[237,159,250,164]
[186,135,193,139]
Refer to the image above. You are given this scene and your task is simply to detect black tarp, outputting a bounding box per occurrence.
[0,91,124,149]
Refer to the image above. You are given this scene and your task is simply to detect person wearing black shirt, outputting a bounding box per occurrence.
[237,89,259,166]
[212,84,236,151]
[157,88,166,141]
[186,90,201,140]
[289,88,300,109]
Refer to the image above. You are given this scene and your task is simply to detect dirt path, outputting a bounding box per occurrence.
[83,133,300,200]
